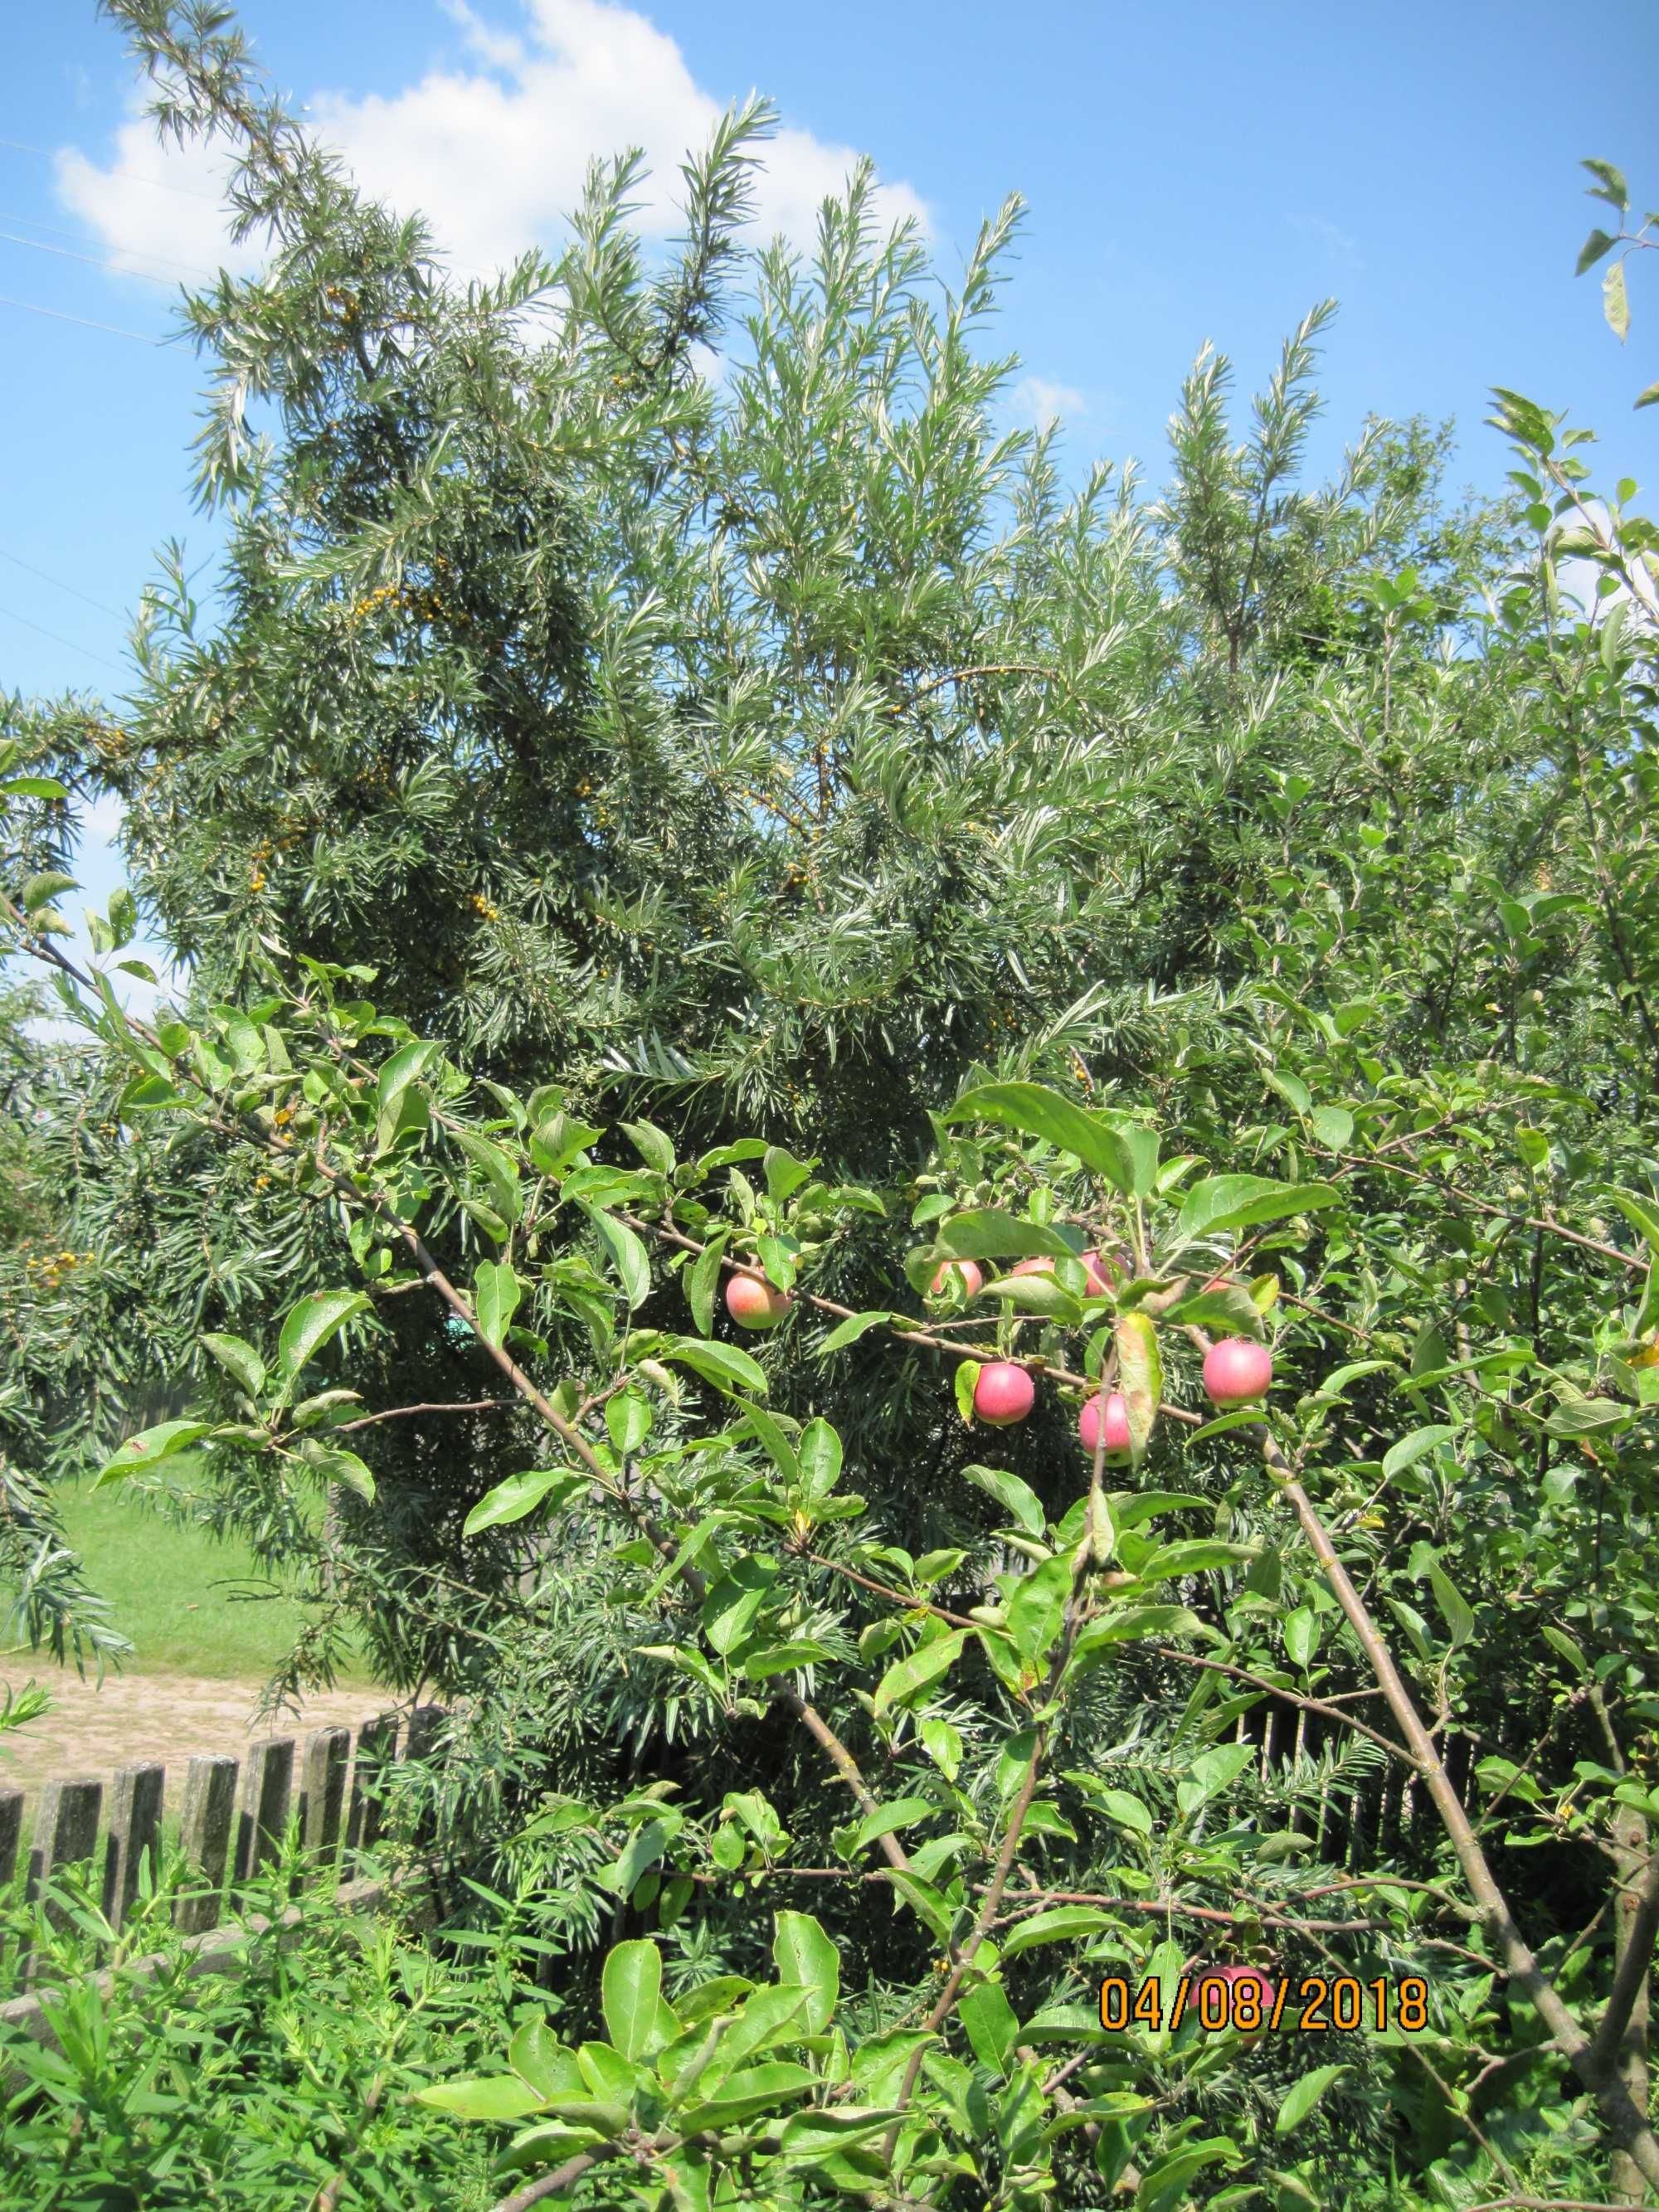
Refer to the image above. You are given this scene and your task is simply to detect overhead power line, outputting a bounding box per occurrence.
[0,548,126,621]
[0,208,219,281]
[0,599,127,675]
[0,207,215,277]
[0,290,162,344]
[0,132,225,203]
[0,226,187,289]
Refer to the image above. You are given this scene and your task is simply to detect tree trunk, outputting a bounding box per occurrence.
[1610,1797,1654,2207]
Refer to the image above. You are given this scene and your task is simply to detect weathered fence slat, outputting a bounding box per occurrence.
[299,1728,350,1866]
[27,1778,103,1918]
[343,1712,399,1874]
[175,1754,240,1934]
[235,1738,295,1884]
[101,1763,165,1932]
[24,1777,103,1982]
[402,1705,447,1847]
[0,1787,23,1890]
[403,1705,445,1764]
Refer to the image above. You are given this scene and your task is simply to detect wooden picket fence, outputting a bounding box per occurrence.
[1229,1691,1477,1869]
[0,1677,1471,2082]
[0,1701,448,2047]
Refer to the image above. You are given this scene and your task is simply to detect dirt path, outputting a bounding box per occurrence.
[0,1665,389,1806]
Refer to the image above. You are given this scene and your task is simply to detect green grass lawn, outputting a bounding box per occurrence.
[56,1460,367,1681]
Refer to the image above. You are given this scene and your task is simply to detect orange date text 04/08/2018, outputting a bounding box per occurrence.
[1097,1974,1430,2035]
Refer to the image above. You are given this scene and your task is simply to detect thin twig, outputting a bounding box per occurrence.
[335,1398,515,1433]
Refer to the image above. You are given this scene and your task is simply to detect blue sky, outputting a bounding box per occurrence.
[3,0,1657,986]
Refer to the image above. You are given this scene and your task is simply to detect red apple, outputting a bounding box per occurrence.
[725,1267,792,1331]
[1203,1336,1272,1407]
[1078,1390,1131,1456]
[1011,1251,1116,1293]
[1190,1962,1277,2036]
[930,1259,984,1298]
[1202,1275,1235,1294]
[973,1362,1035,1427]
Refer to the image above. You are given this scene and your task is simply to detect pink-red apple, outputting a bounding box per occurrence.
[1010,1251,1116,1293]
[973,1362,1035,1427]
[1203,1336,1272,1406]
[1190,1962,1277,2038]
[1078,1390,1131,1456]
[930,1259,984,1298]
[725,1267,792,1331]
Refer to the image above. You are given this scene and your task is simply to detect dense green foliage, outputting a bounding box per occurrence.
[0,1839,509,2208]
[3,6,1659,2208]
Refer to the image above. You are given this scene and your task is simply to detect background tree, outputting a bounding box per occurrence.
[2,7,1657,2207]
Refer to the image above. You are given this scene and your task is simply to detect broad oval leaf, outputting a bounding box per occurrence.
[702,1555,780,1656]
[998,1906,1114,1960]
[687,1232,728,1338]
[1175,1176,1338,1243]
[942,1082,1151,1196]
[798,1417,843,1497]
[1276,2061,1350,2132]
[1114,1310,1162,1466]
[1381,1424,1459,1478]
[620,1119,675,1174]
[474,1258,522,1350]
[817,1308,896,1356]
[661,1338,769,1397]
[463,1467,586,1537]
[200,1332,266,1401]
[873,1628,969,1714]
[983,1275,1084,1322]
[849,1797,937,1857]
[277,1290,368,1384]
[303,1444,377,1503]
[580,1204,650,1310]
[929,1209,1077,1263]
[957,1979,1019,2076]
[772,1911,839,2034]
[1068,1604,1207,1667]
[962,1462,1046,1537]
[1006,1554,1072,1665]
[677,2061,816,2132]
[95,1419,214,1488]
[413,2074,547,2121]
[601,1939,663,2060]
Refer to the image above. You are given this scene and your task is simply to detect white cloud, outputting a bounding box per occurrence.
[1555,496,1651,623]
[58,0,931,288]
[1011,376,1086,430]
[438,0,531,71]
[56,118,255,286]
[1287,212,1362,269]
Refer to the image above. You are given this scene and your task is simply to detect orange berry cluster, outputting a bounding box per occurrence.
[21,1247,97,1291]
